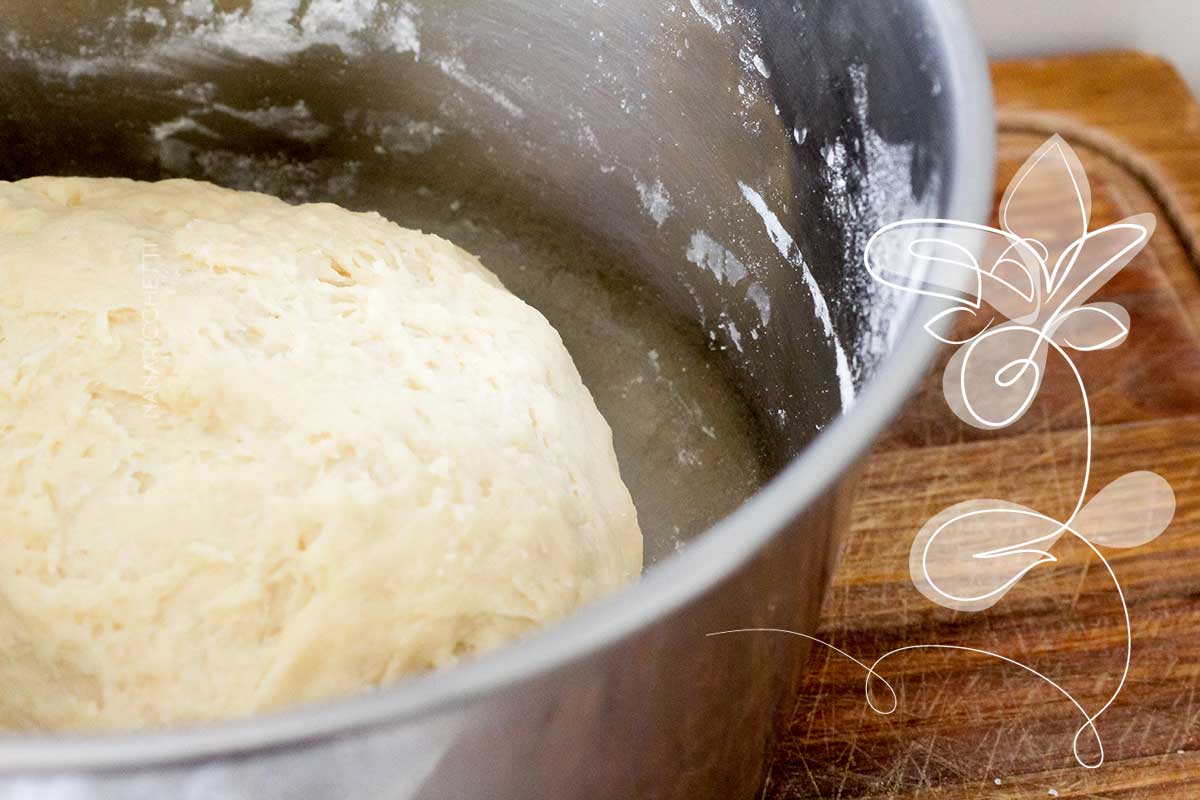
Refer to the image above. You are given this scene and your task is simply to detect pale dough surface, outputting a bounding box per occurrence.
[0,177,642,731]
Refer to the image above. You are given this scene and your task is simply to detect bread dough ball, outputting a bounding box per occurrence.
[0,177,641,731]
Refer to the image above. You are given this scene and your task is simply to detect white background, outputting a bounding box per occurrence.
[965,0,1200,96]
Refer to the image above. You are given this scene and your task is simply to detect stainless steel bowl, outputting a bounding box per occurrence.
[0,1,993,797]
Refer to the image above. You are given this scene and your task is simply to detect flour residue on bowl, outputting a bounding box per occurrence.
[636,179,673,227]
[356,111,446,155]
[192,152,362,204]
[180,0,421,62]
[820,63,940,368]
[684,232,772,335]
[1,0,422,79]
[745,283,771,325]
[212,100,333,144]
[434,57,526,119]
[151,116,215,143]
[386,4,422,58]
[738,183,856,410]
[686,232,747,287]
[687,0,727,33]
[150,97,363,187]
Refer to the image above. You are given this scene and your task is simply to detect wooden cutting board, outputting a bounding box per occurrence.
[764,52,1200,799]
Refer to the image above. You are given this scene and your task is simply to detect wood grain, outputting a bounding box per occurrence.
[765,52,1200,799]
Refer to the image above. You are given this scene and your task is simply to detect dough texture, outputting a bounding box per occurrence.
[0,177,641,731]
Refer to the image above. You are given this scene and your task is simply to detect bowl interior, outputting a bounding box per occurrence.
[0,0,954,566]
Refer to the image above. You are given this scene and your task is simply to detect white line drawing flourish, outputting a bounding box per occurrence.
[711,135,1176,770]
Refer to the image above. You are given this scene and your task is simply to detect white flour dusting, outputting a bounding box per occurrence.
[179,0,211,18]
[181,0,420,62]
[686,231,747,286]
[12,0,421,75]
[719,318,743,352]
[636,179,673,227]
[192,151,361,203]
[212,100,332,144]
[823,140,848,193]
[745,283,771,326]
[151,116,215,142]
[386,2,422,58]
[684,232,769,338]
[739,182,856,409]
[821,63,938,366]
[0,30,159,80]
[127,6,167,27]
[189,0,340,60]
[687,0,724,32]
[172,81,217,104]
[435,57,526,119]
[360,112,445,155]
[298,0,383,53]
[580,125,601,152]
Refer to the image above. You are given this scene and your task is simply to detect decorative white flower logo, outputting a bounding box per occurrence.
[868,134,1151,431]
[714,135,1176,770]
[866,134,1174,617]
